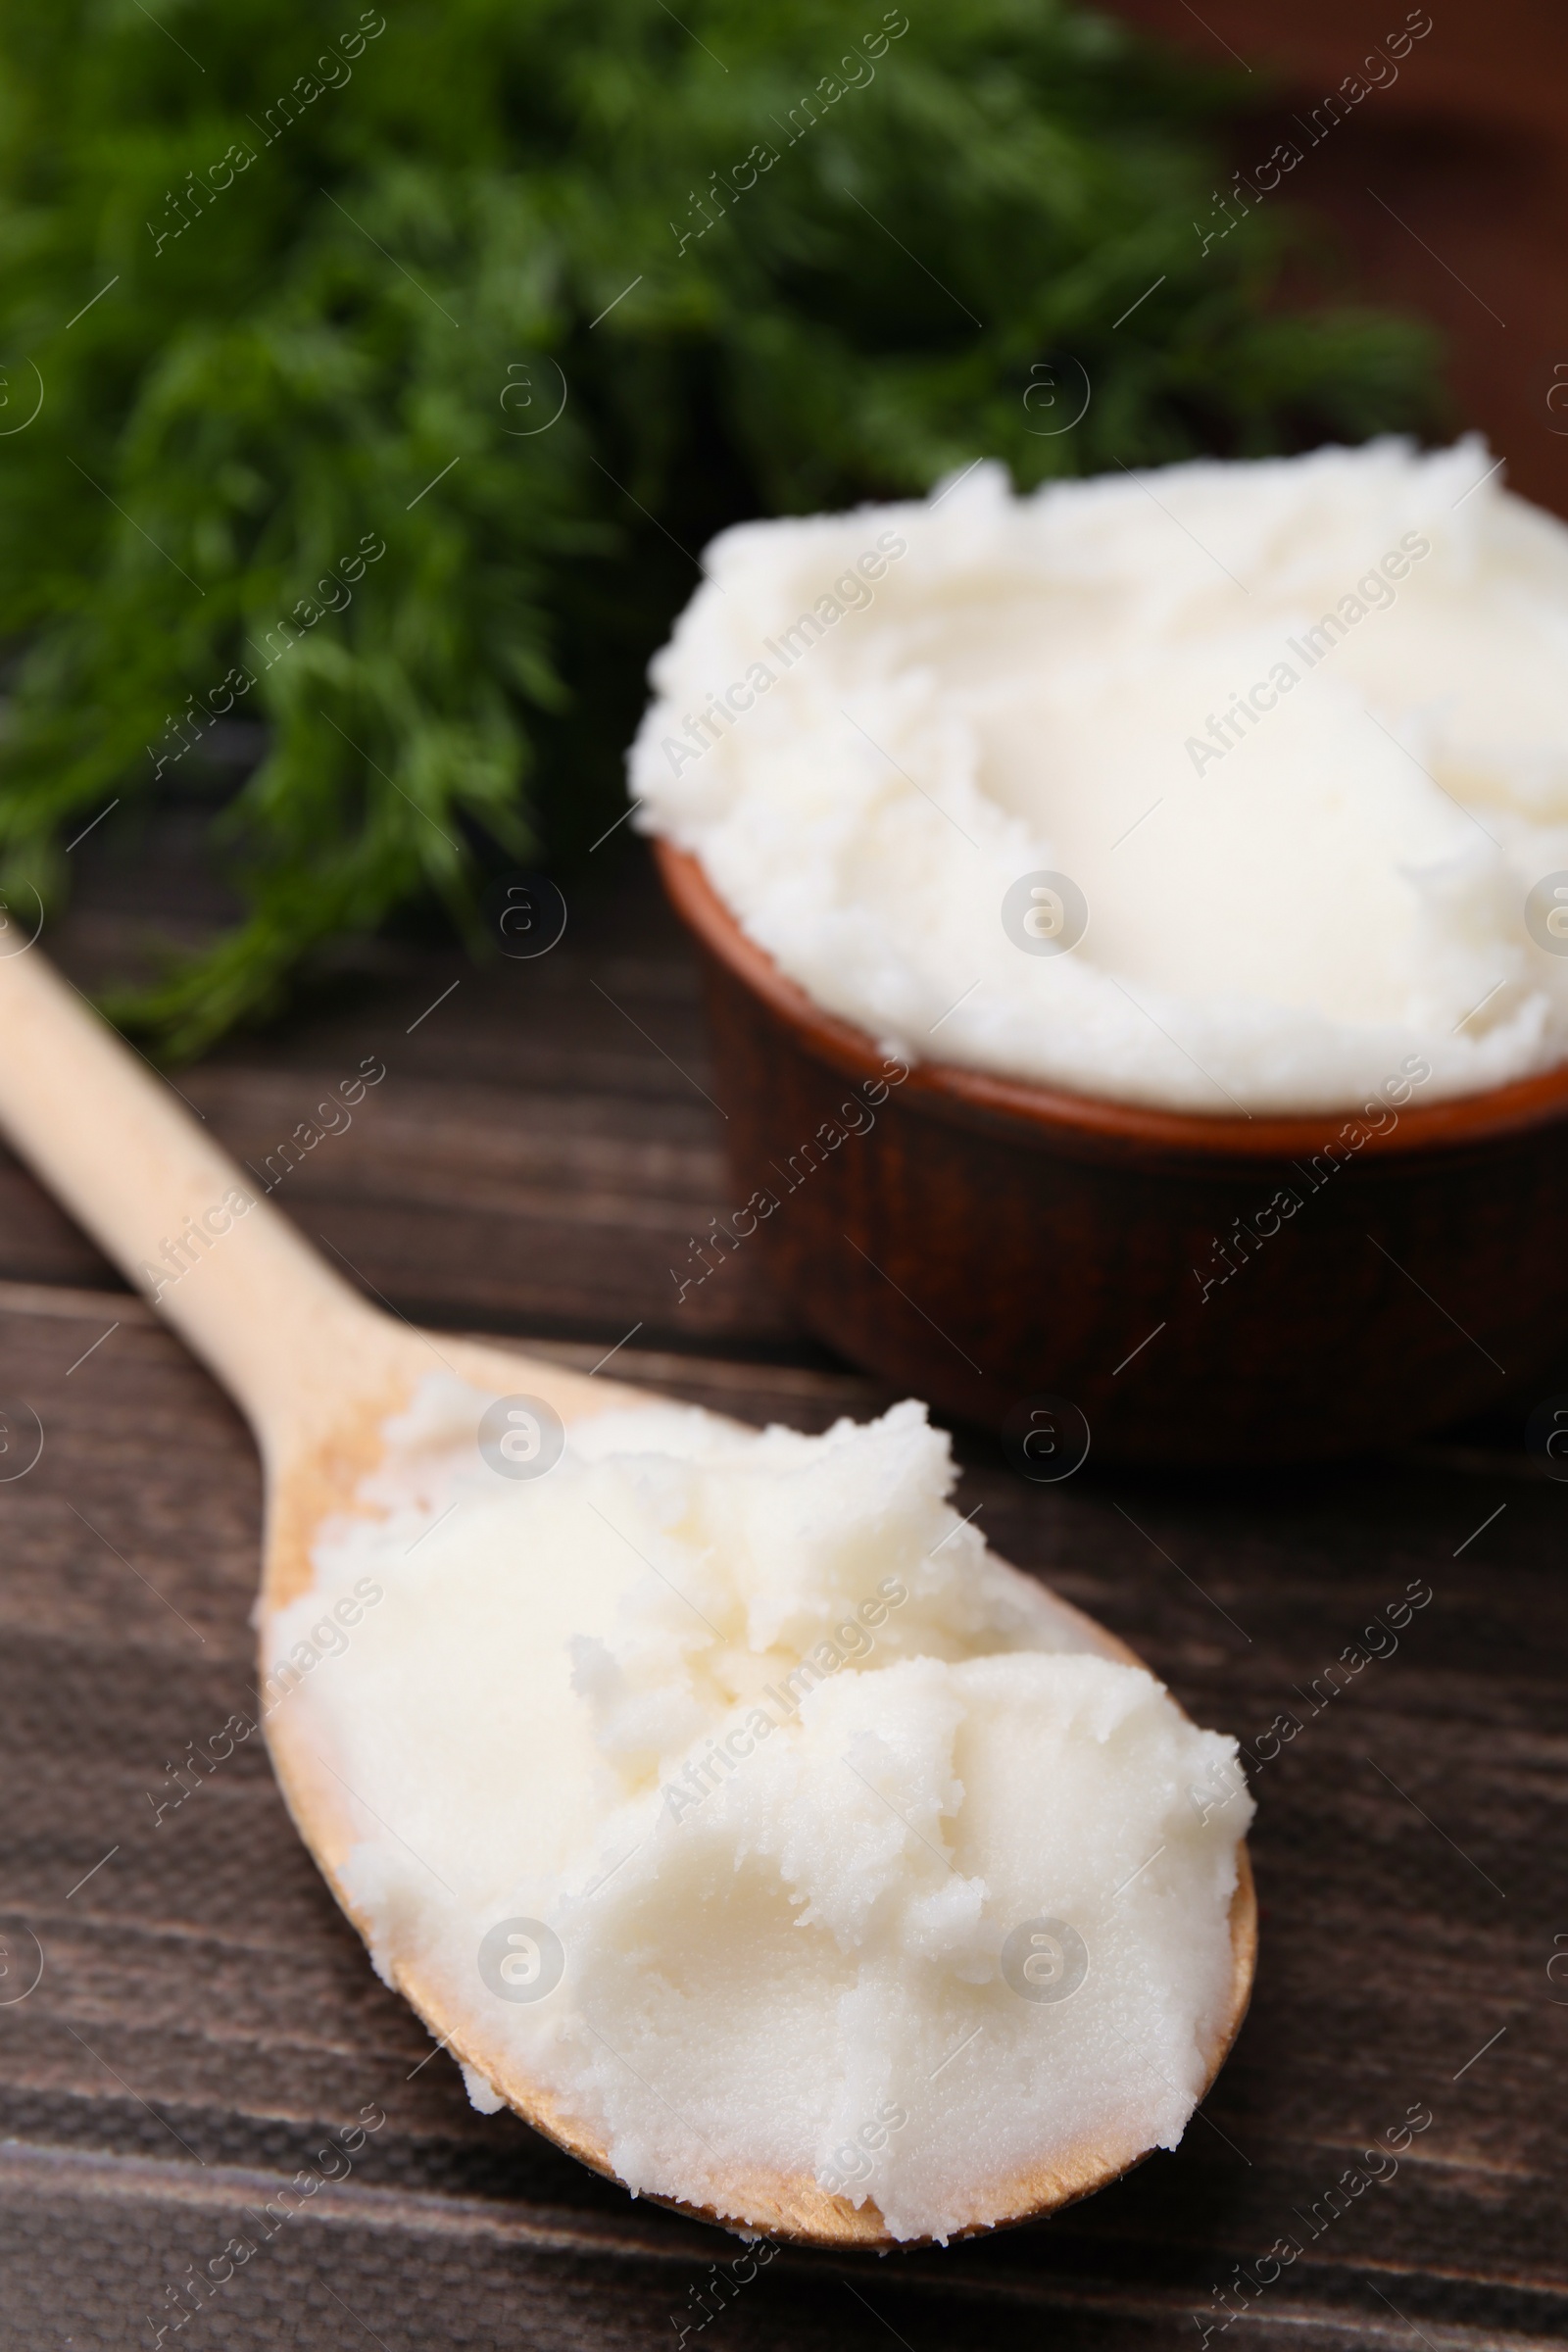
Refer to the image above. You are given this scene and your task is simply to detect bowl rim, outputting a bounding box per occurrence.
[654,839,1568,1161]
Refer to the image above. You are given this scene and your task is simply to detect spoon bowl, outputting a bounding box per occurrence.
[0,942,1255,2249]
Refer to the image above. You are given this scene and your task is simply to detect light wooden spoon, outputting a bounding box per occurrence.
[0,941,1255,2249]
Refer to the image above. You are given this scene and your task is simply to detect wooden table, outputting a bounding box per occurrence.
[1,836,1562,2351]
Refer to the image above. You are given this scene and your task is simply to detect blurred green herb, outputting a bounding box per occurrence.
[0,0,1442,1056]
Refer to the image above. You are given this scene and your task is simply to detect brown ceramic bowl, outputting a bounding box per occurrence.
[656,841,1568,1465]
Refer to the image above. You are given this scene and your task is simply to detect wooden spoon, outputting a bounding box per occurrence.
[0,941,1255,2248]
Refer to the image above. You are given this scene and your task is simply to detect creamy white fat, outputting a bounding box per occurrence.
[271,1378,1251,2243]
[630,437,1568,1113]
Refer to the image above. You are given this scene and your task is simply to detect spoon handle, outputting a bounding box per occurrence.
[0,941,377,1447]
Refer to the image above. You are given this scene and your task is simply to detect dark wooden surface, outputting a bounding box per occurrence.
[1,835,1565,2352]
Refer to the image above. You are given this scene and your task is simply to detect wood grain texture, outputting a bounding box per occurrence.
[1,1274,1564,2348]
[0,842,1563,2346]
[2,939,941,2253]
[0,860,807,1354]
